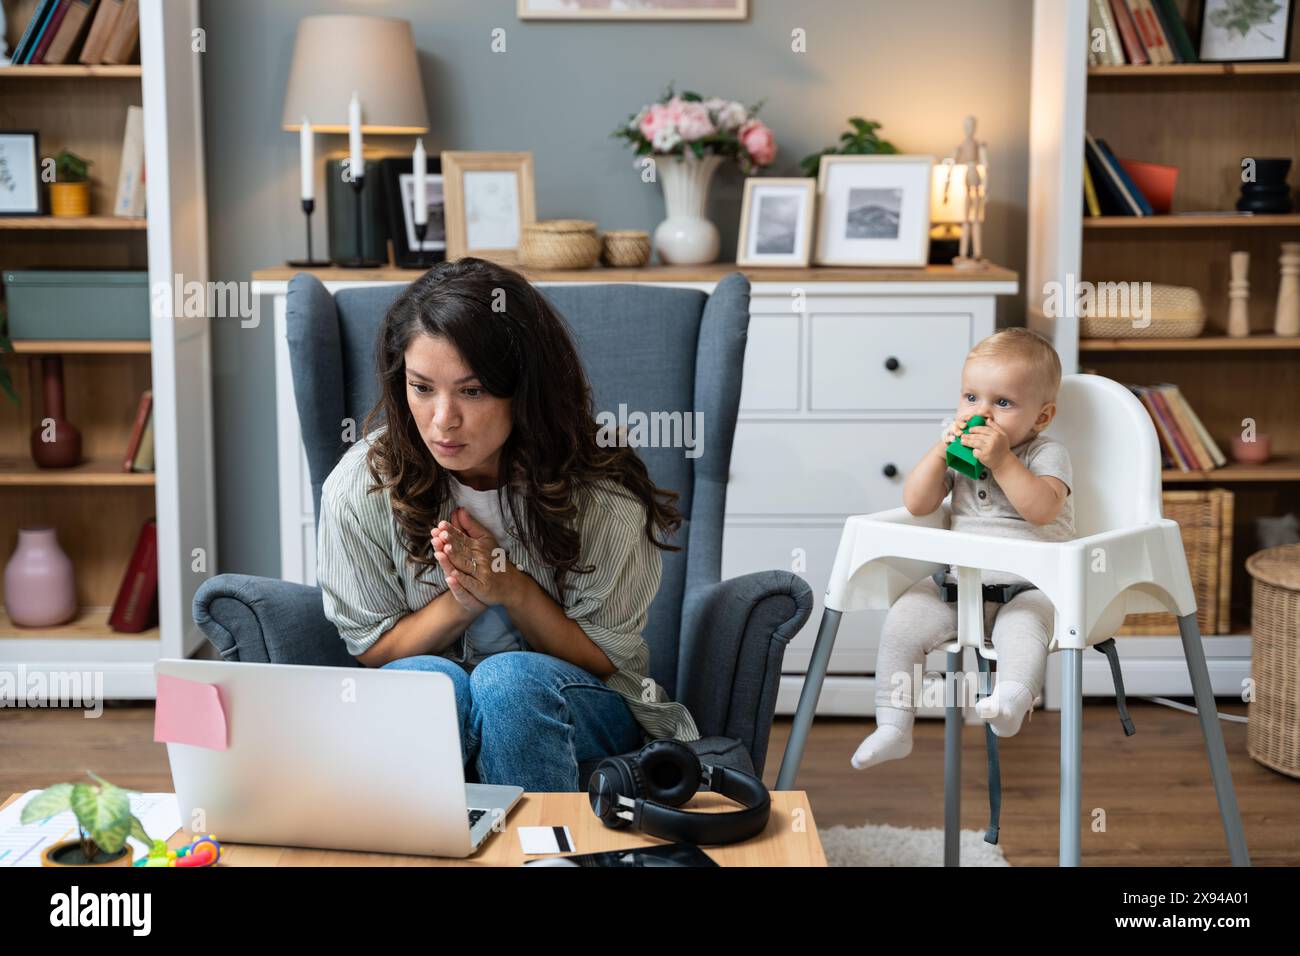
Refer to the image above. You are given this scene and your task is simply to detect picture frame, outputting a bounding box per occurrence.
[440,151,536,265]
[736,177,817,267]
[1199,0,1295,62]
[518,0,746,20]
[813,154,934,267]
[0,130,42,215]
[381,156,446,269]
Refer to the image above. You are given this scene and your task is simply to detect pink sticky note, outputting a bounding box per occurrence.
[154,673,227,750]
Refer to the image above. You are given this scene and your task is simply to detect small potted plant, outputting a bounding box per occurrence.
[49,148,94,217]
[799,117,899,178]
[23,771,155,867]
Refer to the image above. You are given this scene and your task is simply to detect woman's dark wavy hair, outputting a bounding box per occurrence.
[359,256,683,598]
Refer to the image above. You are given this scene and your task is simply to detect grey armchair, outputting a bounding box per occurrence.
[192,270,812,788]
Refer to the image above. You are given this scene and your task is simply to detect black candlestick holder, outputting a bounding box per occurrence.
[286,198,331,268]
[408,220,438,269]
[335,175,383,269]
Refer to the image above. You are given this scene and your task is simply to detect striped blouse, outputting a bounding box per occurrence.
[315,430,701,745]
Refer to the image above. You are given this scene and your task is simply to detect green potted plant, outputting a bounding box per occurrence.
[50,148,94,217]
[799,117,899,178]
[0,302,16,408]
[23,772,155,867]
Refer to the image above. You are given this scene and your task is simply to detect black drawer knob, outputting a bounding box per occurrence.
[882,463,898,478]
[884,356,900,371]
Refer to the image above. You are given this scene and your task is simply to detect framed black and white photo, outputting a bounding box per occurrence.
[1199,0,1295,62]
[0,130,42,215]
[736,177,816,267]
[814,155,934,267]
[381,156,446,269]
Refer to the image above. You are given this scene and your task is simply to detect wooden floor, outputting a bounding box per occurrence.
[2,698,1295,866]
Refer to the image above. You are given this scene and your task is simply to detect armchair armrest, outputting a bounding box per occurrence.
[192,573,358,668]
[678,570,813,778]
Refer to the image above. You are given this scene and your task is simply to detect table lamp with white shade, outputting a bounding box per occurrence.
[281,14,429,268]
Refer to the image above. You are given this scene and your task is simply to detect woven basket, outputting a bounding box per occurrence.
[1245,543,1300,778]
[1119,489,1233,635]
[518,219,601,270]
[600,230,652,267]
[1079,283,1207,339]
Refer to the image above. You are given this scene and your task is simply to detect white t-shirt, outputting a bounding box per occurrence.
[445,473,529,666]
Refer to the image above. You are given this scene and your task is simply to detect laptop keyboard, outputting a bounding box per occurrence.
[468,808,488,828]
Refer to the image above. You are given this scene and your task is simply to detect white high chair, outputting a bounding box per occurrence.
[775,374,1249,866]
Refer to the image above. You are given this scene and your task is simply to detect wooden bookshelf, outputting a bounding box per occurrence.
[0,457,156,486]
[0,216,148,230]
[0,65,143,79]
[0,606,157,641]
[0,1,153,646]
[1089,62,1300,77]
[1162,456,1300,483]
[1082,0,1300,634]
[1080,335,1300,351]
[1083,214,1300,229]
[10,339,151,354]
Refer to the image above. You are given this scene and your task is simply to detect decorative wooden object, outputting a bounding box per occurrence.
[1228,250,1251,337]
[1275,241,1300,336]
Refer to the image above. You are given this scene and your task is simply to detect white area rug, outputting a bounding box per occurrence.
[821,823,1011,867]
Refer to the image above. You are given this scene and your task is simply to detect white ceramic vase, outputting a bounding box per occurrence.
[653,154,723,265]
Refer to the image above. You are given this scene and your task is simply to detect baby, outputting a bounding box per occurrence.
[852,327,1074,769]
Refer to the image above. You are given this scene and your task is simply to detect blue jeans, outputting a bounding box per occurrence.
[380,650,646,791]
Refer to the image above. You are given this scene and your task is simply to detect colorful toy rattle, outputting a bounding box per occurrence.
[133,834,222,867]
[945,414,987,480]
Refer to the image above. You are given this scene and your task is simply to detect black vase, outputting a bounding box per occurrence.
[326,158,389,265]
[1238,157,1294,213]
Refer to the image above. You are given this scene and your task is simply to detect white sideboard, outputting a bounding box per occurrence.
[252,264,1018,716]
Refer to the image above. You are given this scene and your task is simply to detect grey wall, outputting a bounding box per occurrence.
[200,0,1033,578]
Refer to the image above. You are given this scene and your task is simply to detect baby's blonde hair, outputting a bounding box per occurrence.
[966,327,1062,404]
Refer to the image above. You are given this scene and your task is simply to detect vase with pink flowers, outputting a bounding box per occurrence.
[613,84,777,265]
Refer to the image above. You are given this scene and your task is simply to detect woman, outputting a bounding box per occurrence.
[315,256,700,792]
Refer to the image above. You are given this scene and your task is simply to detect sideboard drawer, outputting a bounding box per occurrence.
[738,313,799,412]
[809,312,971,412]
[727,420,942,516]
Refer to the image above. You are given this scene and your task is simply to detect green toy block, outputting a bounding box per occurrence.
[945,414,986,480]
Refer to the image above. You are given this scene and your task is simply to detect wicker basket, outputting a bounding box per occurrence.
[1245,543,1300,778]
[1119,489,1233,635]
[1079,283,1207,339]
[518,219,601,270]
[600,230,652,267]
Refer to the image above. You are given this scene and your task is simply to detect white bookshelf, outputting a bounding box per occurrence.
[0,0,215,698]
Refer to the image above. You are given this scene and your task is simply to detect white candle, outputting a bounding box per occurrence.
[348,91,363,183]
[299,117,314,202]
[412,138,427,227]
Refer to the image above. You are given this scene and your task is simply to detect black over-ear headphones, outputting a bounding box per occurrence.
[587,739,771,845]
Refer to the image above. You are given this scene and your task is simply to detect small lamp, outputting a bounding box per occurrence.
[281,15,430,268]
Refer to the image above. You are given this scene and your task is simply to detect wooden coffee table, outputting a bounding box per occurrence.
[3,790,827,867]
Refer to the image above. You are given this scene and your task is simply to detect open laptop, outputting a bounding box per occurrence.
[155,659,523,858]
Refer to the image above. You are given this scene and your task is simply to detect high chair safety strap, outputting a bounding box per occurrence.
[1094,638,1136,736]
[931,571,1038,605]
[975,653,1001,845]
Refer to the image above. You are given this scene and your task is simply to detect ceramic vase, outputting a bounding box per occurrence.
[653,154,723,265]
[4,527,77,627]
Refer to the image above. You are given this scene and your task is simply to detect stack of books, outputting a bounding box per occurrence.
[1128,383,1227,472]
[1083,130,1156,217]
[7,0,140,66]
[1088,0,1198,66]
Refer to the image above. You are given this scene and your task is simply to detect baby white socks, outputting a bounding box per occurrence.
[975,679,1034,737]
[851,710,914,769]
